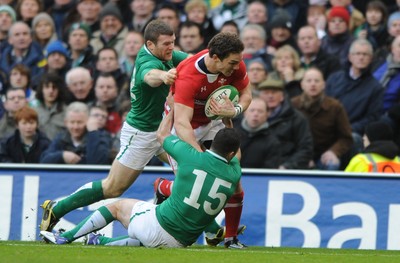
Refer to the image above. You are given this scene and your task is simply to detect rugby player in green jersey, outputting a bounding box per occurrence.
[39,20,188,235]
[40,107,242,248]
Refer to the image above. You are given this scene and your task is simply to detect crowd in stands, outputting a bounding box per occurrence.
[0,0,399,172]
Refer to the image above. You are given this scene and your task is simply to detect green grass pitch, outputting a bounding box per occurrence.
[1,241,400,263]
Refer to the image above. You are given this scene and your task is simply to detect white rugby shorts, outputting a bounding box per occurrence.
[128,201,184,248]
[116,122,165,170]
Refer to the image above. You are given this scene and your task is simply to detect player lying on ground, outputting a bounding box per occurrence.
[41,107,245,248]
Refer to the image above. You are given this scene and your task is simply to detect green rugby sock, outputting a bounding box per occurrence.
[52,181,104,219]
[98,235,141,246]
[62,206,114,242]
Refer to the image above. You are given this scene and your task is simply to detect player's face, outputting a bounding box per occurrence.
[149,34,176,61]
[216,53,242,76]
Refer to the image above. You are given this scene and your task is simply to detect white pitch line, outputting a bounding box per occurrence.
[2,243,400,258]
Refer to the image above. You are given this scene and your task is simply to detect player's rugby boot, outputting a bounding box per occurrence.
[205,224,246,246]
[40,200,59,232]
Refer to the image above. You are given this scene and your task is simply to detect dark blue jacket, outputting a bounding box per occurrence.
[0,41,44,76]
[40,129,112,164]
[373,62,400,112]
[326,68,384,135]
[0,130,51,163]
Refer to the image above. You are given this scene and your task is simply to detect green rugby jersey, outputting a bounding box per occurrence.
[156,135,241,246]
[126,46,188,132]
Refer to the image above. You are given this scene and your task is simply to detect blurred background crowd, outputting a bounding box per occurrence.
[0,0,399,172]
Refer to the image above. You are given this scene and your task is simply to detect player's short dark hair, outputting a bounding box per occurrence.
[144,19,174,44]
[208,32,244,61]
[212,128,240,157]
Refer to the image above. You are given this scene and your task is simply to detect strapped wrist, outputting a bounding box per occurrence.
[233,104,243,118]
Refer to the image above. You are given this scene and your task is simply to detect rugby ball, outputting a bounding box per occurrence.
[204,85,239,120]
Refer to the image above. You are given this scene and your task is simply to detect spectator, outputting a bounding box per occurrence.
[185,0,217,45]
[93,47,129,100]
[307,4,327,39]
[128,0,156,34]
[292,68,353,170]
[47,0,77,41]
[326,39,384,167]
[219,20,239,35]
[247,59,268,96]
[266,8,299,56]
[0,5,16,55]
[246,0,268,29]
[90,2,128,58]
[111,98,130,159]
[178,21,205,54]
[40,101,111,164]
[0,69,7,96]
[119,31,144,78]
[321,6,355,66]
[33,40,71,90]
[15,0,43,27]
[328,0,365,33]
[8,64,35,102]
[382,103,400,149]
[110,0,132,26]
[157,3,181,39]
[29,73,67,141]
[31,12,57,54]
[257,76,313,169]
[372,11,400,70]
[269,45,305,99]
[75,0,102,35]
[345,121,400,173]
[354,0,388,51]
[0,106,50,163]
[0,21,44,76]
[65,67,95,105]
[209,0,247,31]
[233,97,281,168]
[91,73,122,136]
[88,104,117,159]
[0,87,27,140]
[297,25,341,80]
[373,35,400,113]
[241,23,273,71]
[67,22,95,70]
[265,0,308,35]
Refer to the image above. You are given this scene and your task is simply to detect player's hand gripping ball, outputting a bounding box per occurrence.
[204,85,239,120]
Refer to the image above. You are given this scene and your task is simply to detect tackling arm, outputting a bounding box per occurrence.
[156,107,174,145]
[144,68,177,87]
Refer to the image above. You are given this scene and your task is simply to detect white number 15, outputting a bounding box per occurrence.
[183,169,232,216]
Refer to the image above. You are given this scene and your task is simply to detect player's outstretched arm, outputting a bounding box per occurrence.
[144,68,177,87]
